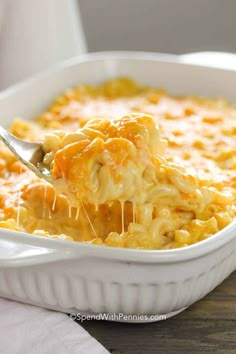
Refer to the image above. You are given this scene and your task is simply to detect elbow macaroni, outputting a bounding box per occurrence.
[0,78,235,249]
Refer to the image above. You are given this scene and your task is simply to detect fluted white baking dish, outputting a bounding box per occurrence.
[0,52,235,322]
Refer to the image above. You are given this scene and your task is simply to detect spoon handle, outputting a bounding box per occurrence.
[0,125,45,178]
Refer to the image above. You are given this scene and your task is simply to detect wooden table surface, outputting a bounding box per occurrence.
[80,271,236,354]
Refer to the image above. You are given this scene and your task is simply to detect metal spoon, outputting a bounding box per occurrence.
[0,126,51,180]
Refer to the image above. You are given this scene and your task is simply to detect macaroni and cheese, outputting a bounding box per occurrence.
[0,78,235,249]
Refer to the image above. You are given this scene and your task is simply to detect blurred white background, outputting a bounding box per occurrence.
[79,0,236,54]
[0,0,235,90]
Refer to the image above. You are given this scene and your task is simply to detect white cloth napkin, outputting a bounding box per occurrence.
[0,297,108,354]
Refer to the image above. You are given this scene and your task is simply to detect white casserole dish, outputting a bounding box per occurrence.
[0,52,235,322]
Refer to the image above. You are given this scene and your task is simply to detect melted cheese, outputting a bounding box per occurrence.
[0,78,235,249]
